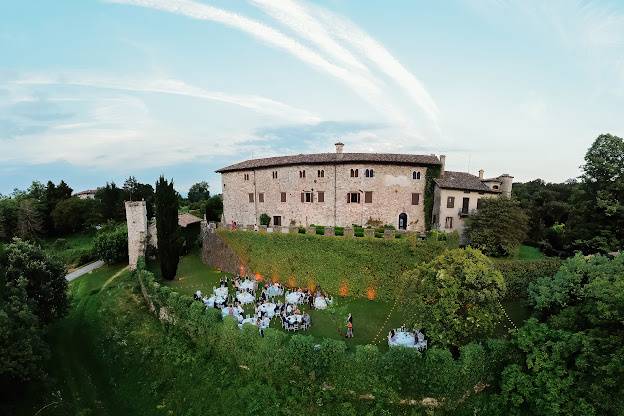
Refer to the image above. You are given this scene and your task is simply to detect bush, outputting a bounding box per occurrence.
[93,226,128,264]
[259,213,270,226]
[495,258,562,299]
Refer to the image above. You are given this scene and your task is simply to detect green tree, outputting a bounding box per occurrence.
[0,277,48,385]
[0,197,18,241]
[205,194,223,222]
[96,182,125,221]
[259,213,271,226]
[51,197,99,235]
[42,180,73,235]
[187,181,210,203]
[17,199,43,240]
[465,197,529,257]
[93,225,128,264]
[155,176,181,280]
[498,254,624,415]
[2,238,68,323]
[402,247,506,349]
[123,176,155,219]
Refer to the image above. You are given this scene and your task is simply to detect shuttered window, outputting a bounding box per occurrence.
[248,193,254,203]
[281,192,286,203]
[411,193,420,205]
[364,191,373,203]
[318,191,325,203]
[258,193,264,203]
[447,196,455,208]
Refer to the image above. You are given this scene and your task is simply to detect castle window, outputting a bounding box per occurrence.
[493,185,499,190]
[350,169,359,178]
[299,170,306,178]
[364,191,373,203]
[248,193,254,203]
[301,192,313,203]
[411,193,420,205]
[413,171,421,180]
[244,173,250,181]
[365,169,375,178]
[281,192,286,203]
[347,192,360,204]
[272,171,278,179]
[258,193,264,203]
[317,169,324,178]
[445,217,453,229]
[447,196,455,208]
[318,191,325,203]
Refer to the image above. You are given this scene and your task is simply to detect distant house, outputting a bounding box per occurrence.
[432,169,513,235]
[74,189,97,200]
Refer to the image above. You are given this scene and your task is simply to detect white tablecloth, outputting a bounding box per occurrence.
[214,287,228,298]
[237,291,255,305]
[221,307,240,319]
[239,317,257,327]
[266,285,283,297]
[239,280,255,291]
[258,302,276,318]
[388,331,427,350]
[286,314,303,324]
[286,292,303,304]
[314,296,328,310]
[205,295,226,308]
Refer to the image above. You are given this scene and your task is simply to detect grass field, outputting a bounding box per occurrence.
[41,231,97,269]
[147,251,530,348]
[514,244,545,260]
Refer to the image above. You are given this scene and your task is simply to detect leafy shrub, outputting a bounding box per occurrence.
[259,213,270,226]
[495,258,561,299]
[52,238,68,250]
[93,225,128,264]
[335,226,344,236]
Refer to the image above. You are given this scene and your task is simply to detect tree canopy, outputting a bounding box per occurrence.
[187,181,210,203]
[402,247,506,348]
[465,197,529,257]
[155,176,181,280]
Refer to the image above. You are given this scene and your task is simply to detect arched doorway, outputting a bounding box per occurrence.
[398,213,407,230]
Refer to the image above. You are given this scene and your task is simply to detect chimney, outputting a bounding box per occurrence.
[335,142,344,154]
[479,169,484,179]
[439,155,446,175]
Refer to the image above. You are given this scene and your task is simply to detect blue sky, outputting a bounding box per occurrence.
[1,0,623,195]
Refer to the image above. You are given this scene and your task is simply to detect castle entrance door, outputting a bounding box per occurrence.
[398,213,407,230]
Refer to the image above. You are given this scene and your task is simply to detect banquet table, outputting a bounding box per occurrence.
[214,286,228,299]
[237,291,255,305]
[221,307,240,319]
[286,314,303,324]
[239,317,257,327]
[258,302,276,318]
[285,292,303,304]
[314,296,328,310]
[388,331,427,350]
[239,280,255,291]
[266,285,283,297]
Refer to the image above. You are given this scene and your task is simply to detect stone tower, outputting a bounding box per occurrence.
[499,174,514,198]
[125,201,148,270]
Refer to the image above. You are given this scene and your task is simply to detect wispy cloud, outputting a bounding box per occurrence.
[105,0,431,127]
[251,0,440,123]
[13,74,321,123]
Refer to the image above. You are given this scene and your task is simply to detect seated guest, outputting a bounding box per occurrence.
[236,303,244,315]
[388,329,396,340]
[286,304,293,314]
[303,313,311,325]
[194,290,202,300]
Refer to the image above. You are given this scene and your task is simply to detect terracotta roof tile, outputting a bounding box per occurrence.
[434,171,500,193]
[178,213,202,228]
[216,152,441,173]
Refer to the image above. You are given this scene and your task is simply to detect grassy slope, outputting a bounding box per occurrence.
[40,231,96,269]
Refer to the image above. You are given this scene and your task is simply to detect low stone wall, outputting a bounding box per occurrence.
[202,231,242,274]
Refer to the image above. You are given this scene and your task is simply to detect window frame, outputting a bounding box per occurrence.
[318,191,325,203]
[364,191,373,203]
[447,196,455,208]
[411,193,420,205]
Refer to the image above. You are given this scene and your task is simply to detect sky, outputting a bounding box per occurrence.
[1,0,623,195]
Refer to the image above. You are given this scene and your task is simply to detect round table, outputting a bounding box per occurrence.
[314,296,328,310]
[239,280,255,291]
[221,307,240,319]
[258,302,276,318]
[239,317,257,327]
[286,292,303,304]
[388,331,427,350]
[214,286,228,298]
[286,314,303,324]
[266,285,283,297]
[237,291,255,305]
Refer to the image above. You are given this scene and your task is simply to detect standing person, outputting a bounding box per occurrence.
[346,313,353,338]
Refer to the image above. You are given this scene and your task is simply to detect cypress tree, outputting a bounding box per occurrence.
[155,176,180,280]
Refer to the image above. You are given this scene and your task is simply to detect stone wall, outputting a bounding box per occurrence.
[432,188,499,236]
[125,201,148,270]
[201,230,242,275]
[221,162,429,231]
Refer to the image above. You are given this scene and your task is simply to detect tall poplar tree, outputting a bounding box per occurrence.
[155,176,180,280]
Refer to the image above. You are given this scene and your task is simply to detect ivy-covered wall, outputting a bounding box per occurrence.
[424,165,441,231]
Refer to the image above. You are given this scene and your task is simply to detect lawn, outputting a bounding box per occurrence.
[41,231,98,269]
[150,251,533,349]
[515,244,545,260]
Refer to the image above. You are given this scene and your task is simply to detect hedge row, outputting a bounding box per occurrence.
[134,260,509,410]
[495,258,562,299]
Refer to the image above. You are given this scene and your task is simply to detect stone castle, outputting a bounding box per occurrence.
[217,143,512,233]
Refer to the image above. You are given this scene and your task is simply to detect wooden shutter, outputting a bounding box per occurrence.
[318,191,324,203]
[301,192,304,203]
[365,191,372,203]
[412,193,420,205]
[281,192,286,203]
